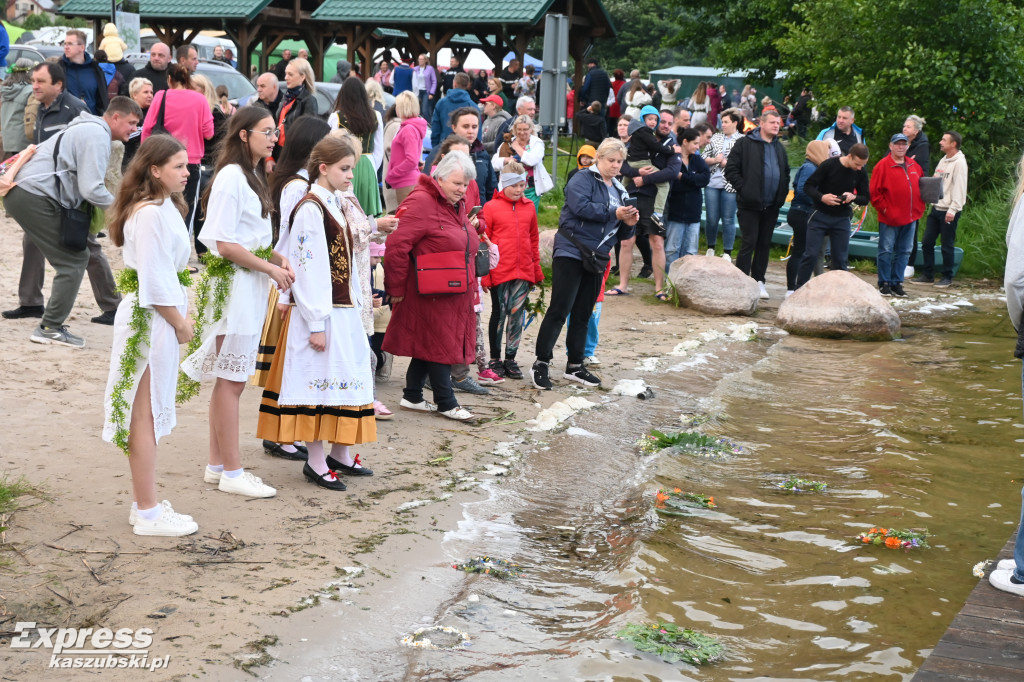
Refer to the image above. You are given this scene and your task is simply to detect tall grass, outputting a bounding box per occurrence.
[955,182,1011,279]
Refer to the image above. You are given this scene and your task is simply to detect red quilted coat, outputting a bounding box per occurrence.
[481,189,543,288]
[383,174,478,365]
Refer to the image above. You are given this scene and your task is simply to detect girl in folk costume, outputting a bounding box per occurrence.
[255,115,332,461]
[102,135,198,537]
[180,106,295,499]
[328,76,385,217]
[256,135,379,491]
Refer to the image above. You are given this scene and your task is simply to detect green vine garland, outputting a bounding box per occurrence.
[109,267,193,455]
[176,246,274,404]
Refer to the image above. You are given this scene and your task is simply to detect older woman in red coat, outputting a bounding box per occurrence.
[384,151,479,421]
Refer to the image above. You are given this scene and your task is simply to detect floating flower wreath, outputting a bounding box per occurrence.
[774,477,828,493]
[636,430,742,457]
[617,622,723,666]
[400,625,471,650]
[108,267,192,455]
[856,527,929,550]
[452,556,523,579]
[655,488,716,516]
[176,246,273,403]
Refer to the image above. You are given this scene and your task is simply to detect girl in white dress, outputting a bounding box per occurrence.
[102,135,198,537]
[180,106,295,499]
[256,135,377,491]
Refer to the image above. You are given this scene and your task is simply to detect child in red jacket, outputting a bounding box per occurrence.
[481,161,544,380]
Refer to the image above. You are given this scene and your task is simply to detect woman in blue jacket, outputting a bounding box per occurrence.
[531,138,639,390]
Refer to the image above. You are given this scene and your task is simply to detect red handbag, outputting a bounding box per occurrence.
[415,250,469,295]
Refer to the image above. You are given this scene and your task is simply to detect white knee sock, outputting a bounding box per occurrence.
[306,441,328,475]
[329,444,355,467]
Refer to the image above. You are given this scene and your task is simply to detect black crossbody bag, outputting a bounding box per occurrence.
[52,131,92,251]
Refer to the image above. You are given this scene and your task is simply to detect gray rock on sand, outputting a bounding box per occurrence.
[668,253,760,316]
[776,270,901,341]
[538,230,556,268]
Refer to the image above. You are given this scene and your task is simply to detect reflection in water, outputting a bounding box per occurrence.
[415,304,1021,681]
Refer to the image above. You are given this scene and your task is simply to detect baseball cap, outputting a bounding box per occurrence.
[479,95,504,105]
[890,133,909,144]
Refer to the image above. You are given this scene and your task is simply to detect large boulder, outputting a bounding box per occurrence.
[669,253,760,316]
[776,270,901,341]
[538,229,556,268]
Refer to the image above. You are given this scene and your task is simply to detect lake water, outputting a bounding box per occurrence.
[267,295,1023,681]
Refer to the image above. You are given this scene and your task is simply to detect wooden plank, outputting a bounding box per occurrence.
[959,602,1024,626]
[914,653,1024,682]
[949,613,1024,640]
[934,628,1024,660]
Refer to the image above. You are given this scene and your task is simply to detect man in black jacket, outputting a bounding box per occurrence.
[579,59,610,114]
[441,56,465,96]
[133,42,170,92]
[60,29,108,115]
[724,109,790,299]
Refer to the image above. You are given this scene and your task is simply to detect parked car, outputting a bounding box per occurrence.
[6,45,46,65]
[125,54,256,102]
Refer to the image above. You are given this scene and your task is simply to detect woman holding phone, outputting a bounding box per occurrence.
[530,139,638,390]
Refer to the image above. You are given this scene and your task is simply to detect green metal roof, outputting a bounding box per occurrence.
[374,28,499,47]
[60,0,272,21]
[313,0,556,25]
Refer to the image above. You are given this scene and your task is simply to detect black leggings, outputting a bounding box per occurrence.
[535,257,602,365]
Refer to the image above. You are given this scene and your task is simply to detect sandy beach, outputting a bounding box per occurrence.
[0,206,994,679]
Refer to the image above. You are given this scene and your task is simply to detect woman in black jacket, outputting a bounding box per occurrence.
[274,57,316,158]
[531,139,639,390]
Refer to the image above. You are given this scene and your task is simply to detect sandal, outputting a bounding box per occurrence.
[655,291,670,301]
[604,287,630,296]
[373,400,394,420]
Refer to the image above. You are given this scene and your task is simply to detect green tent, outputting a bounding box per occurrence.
[3,22,26,42]
[254,40,347,81]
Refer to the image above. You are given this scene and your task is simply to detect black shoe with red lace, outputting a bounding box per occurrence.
[326,453,374,476]
[302,463,347,490]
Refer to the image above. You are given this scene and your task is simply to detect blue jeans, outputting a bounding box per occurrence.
[586,302,602,356]
[664,220,700,271]
[1016,363,1024,581]
[704,187,737,252]
[877,222,915,285]
[419,90,434,122]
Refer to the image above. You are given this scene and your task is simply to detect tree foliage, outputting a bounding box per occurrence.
[586,0,703,74]
[669,0,1024,189]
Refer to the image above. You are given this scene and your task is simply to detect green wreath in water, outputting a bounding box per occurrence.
[617,622,723,666]
[176,247,273,404]
[109,268,193,455]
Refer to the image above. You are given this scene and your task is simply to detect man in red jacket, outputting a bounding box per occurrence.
[870,133,926,297]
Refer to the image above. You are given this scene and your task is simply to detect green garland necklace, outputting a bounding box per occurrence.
[109,267,193,455]
[176,246,274,403]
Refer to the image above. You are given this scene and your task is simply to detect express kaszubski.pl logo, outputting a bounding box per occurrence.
[10,622,171,671]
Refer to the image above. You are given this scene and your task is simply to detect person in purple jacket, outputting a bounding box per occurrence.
[413,54,438,121]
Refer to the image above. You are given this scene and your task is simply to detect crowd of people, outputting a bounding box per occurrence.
[0,34,971,537]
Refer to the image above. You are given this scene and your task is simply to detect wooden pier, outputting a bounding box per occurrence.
[913,537,1024,680]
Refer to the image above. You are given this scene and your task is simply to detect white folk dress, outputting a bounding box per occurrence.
[102,199,190,444]
[181,164,273,383]
[278,183,374,408]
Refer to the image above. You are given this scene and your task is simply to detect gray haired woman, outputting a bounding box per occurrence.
[383,151,480,421]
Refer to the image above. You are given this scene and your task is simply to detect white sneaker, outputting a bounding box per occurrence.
[904,265,915,278]
[721,253,731,263]
[133,507,199,537]
[989,568,1024,597]
[439,406,474,421]
[218,471,276,498]
[399,398,437,413]
[758,282,770,299]
[997,559,1019,571]
[706,248,715,257]
[129,500,193,526]
[785,290,794,298]
[204,466,222,484]
[584,355,601,365]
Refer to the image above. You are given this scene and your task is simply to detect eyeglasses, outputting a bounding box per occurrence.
[248,128,280,139]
